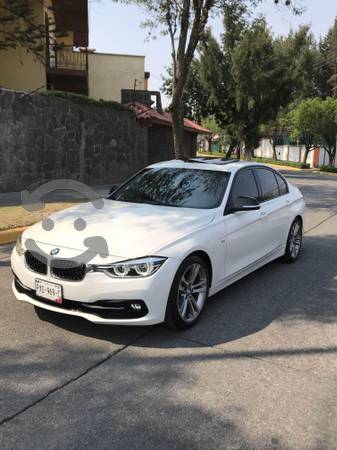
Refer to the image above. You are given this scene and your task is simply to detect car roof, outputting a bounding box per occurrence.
[147,158,273,174]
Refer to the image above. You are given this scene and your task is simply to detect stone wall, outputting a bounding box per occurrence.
[0,88,148,192]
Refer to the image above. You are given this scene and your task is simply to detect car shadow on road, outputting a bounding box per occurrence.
[34,233,337,349]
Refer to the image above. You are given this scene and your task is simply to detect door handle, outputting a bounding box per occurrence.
[259,211,267,218]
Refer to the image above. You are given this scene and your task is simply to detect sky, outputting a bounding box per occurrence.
[89,0,337,105]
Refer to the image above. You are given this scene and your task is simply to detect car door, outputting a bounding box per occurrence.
[254,167,290,253]
[224,168,267,277]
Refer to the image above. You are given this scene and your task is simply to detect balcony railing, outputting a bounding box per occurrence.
[47,44,88,72]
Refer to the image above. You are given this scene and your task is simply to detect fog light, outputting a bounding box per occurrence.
[130,303,142,311]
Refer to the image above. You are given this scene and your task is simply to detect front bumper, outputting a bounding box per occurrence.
[11,250,178,326]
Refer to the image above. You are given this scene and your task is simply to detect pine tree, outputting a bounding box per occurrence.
[320,18,337,97]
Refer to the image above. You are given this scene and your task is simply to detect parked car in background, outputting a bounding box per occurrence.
[12,158,305,329]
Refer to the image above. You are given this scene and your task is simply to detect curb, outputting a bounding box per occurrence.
[312,170,337,177]
[266,164,304,172]
[0,227,27,246]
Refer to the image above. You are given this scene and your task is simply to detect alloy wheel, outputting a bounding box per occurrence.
[289,221,302,259]
[177,263,208,323]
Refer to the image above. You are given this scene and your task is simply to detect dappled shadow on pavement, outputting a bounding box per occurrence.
[0,331,336,450]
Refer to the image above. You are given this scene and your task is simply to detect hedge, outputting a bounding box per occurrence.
[197,152,310,169]
[252,157,310,169]
[39,90,131,112]
[319,165,337,173]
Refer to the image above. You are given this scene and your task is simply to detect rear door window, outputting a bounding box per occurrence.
[275,172,288,196]
[255,168,280,201]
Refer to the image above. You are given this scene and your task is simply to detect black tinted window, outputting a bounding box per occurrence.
[256,168,279,201]
[230,169,259,204]
[109,168,230,209]
[275,172,288,195]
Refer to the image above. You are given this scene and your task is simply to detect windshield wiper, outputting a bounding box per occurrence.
[112,198,174,207]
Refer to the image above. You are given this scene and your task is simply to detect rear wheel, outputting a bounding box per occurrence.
[165,255,209,330]
[283,218,303,263]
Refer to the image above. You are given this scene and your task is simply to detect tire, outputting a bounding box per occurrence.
[283,218,303,263]
[165,255,210,330]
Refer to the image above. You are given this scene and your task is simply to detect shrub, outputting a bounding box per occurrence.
[197,151,310,168]
[319,165,337,173]
[252,157,310,169]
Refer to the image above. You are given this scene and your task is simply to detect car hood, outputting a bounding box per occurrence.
[23,200,216,261]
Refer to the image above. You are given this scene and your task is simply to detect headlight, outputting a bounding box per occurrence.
[15,234,25,256]
[92,256,167,278]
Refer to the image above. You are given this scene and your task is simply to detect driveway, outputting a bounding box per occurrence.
[0,172,336,450]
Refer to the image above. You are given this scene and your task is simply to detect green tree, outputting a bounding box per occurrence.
[319,18,337,97]
[230,18,293,159]
[289,98,321,163]
[114,0,298,159]
[198,3,248,156]
[260,117,283,161]
[201,116,229,154]
[316,97,337,166]
[161,60,210,122]
[276,26,323,99]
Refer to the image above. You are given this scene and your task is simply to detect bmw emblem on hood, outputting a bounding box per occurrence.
[50,248,60,256]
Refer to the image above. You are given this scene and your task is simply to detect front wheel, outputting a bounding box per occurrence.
[165,255,209,330]
[283,218,303,263]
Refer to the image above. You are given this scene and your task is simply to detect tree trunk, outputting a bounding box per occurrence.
[207,136,213,153]
[170,63,189,160]
[171,104,185,159]
[166,0,214,160]
[328,147,336,167]
[225,144,234,159]
[236,144,241,160]
[270,138,277,160]
[244,147,253,161]
[302,146,311,164]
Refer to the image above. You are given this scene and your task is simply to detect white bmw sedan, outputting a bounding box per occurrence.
[11,159,305,329]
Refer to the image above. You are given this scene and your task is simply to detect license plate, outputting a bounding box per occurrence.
[35,279,63,304]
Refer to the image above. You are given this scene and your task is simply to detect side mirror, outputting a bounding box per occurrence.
[108,184,119,195]
[231,195,260,212]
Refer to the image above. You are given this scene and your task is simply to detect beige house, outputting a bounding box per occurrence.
[0,0,47,92]
[88,52,147,103]
[0,0,149,102]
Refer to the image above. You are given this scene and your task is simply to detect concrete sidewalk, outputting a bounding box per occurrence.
[0,184,111,207]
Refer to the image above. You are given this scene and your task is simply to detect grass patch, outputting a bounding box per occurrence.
[39,90,132,113]
[319,165,337,173]
[0,202,78,231]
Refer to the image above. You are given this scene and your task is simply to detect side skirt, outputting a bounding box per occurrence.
[209,245,285,296]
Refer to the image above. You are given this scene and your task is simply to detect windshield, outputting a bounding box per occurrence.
[109,167,230,209]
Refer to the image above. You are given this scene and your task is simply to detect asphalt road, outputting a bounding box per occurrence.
[0,171,336,450]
